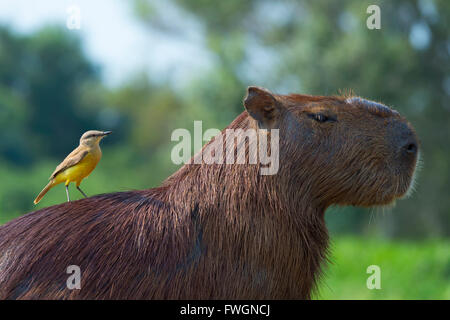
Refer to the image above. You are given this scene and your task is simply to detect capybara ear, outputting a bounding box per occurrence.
[243,86,281,129]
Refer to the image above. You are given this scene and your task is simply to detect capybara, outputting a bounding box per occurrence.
[0,86,419,299]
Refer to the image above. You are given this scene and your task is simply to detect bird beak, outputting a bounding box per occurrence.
[102,131,112,136]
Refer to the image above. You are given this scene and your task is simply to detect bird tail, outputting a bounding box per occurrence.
[34,180,55,204]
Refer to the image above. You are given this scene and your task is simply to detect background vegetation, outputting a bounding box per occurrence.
[0,0,448,299]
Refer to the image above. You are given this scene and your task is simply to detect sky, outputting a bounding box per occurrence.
[0,0,211,88]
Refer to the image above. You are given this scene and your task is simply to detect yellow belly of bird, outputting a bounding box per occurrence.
[54,153,100,186]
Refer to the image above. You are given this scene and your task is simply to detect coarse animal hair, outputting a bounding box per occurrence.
[0,86,419,299]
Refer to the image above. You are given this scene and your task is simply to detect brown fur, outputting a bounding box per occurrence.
[0,87,419,299]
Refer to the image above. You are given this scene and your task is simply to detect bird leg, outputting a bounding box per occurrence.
[66,185,71,202]
[77,186,88,198]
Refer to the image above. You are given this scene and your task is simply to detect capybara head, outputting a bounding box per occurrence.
[244,86,419,208]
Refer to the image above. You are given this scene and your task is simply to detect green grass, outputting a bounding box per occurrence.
[315,237,450,299]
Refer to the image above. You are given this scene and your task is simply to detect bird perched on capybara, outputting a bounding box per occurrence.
[0,86,419,299]
[34,130,112,204]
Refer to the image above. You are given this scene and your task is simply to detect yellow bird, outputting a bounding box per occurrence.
[34,130,112,204]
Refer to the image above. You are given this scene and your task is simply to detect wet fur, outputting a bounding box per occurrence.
[0,91,418,299]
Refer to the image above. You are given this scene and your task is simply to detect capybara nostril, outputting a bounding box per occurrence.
[388,120,418,157]
[399,133,418,157]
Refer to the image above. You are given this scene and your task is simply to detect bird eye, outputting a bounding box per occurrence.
[307,113,336,123]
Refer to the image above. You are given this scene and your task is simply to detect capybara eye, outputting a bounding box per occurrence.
[308,113,336,123]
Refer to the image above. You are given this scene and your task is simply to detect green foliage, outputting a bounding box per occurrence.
[0,26,107,163]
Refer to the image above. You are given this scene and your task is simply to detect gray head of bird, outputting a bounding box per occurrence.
[79,130,112,147]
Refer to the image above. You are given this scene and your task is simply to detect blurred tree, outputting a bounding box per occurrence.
[108,73,184,160]
[0,26,107,164]
[0,27,32,165]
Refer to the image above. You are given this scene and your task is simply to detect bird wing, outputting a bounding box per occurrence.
[49,147,89,180]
